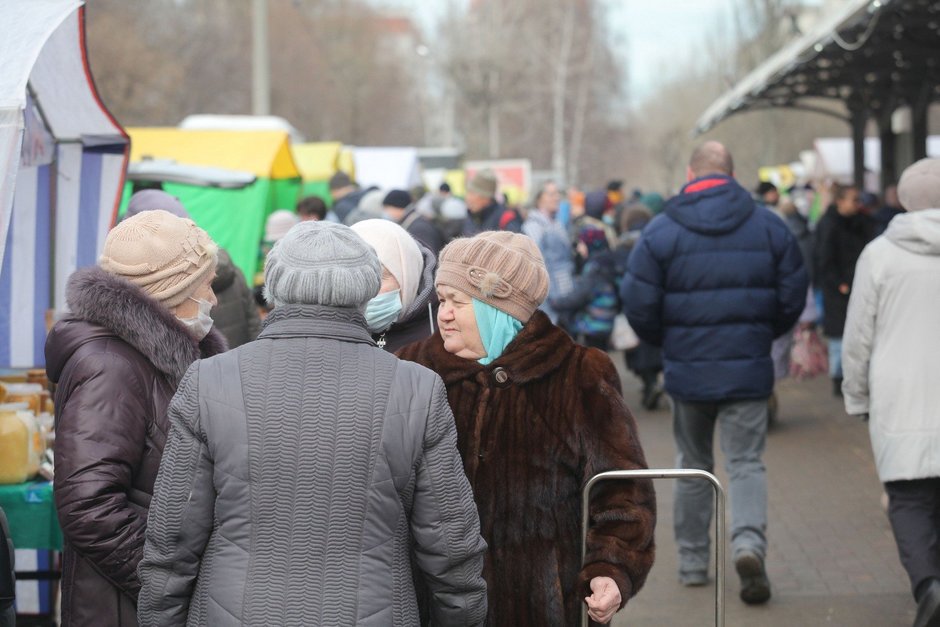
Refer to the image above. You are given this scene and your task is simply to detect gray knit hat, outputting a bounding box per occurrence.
[263,221,381,308]
[125,189,190,220]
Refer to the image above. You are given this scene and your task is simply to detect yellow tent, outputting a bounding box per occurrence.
[128,128,300,179]
[292,142,347,181]
[290,142,355,204]
[125,128,302,282]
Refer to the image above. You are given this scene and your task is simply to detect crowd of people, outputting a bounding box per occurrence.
[0,141,933,626]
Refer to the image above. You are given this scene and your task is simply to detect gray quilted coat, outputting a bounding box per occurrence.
[137,305,487,626]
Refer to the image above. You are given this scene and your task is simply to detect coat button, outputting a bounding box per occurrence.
[493,367,509,384]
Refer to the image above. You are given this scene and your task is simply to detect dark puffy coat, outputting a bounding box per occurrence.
[331,187,373,223]
[813,205,873,337]
[550,249,625,339]
[399,209,445,257]
[397,312,656,626]
[210,249,261,348]
[44,267,226,627]
[614,238,662,374]
[780,210,814,285]
[622,175,808,402]
[138,305,486,626]
[375,244,439,353]
[0,507,12,625]
[462,202,522,236]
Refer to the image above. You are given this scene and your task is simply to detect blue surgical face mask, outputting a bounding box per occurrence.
[602,214,615,226]
[365,289,403,333]
[178,297,214,340]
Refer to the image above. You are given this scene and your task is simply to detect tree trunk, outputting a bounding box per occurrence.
[569,33,595,186]
[551,3,576,184]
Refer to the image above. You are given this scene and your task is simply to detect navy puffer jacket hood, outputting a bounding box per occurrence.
[621,175,808,402]
[664,176,754,235]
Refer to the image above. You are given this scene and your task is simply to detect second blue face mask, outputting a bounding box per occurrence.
[365,289,403,333]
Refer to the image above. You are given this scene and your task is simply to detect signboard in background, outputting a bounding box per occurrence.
[465,159,532,206]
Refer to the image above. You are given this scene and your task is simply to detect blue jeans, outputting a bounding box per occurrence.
[673,398,769,575]
[829,337,843,379]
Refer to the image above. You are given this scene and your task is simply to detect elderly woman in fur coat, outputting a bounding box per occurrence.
[398,231,656,626]
[45,209,226,627]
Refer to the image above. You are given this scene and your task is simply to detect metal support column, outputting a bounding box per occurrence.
[850,106,867,190]
[877,103,897,192]
[912,84,931,162]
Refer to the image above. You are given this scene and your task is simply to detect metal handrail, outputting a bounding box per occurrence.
[581,469,725,626]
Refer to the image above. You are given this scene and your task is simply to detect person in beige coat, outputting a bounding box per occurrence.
[842,157,940,627]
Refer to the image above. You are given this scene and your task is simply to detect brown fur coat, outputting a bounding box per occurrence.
[397,311,656,626]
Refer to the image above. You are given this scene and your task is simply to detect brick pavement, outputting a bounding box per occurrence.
[606,357,914,626]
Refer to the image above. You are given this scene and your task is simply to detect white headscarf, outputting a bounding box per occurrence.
[350,219,424,315]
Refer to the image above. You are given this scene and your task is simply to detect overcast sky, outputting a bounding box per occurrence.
[614,0,732,100]
[379,0,732,102]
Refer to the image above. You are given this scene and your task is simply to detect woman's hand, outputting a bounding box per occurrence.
[585,576,621,624]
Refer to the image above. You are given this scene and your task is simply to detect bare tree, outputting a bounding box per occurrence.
[85,0,424,144]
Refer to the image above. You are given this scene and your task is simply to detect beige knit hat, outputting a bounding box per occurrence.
[436,231,548,322]
[99,209,218,307]
[898,157,940,211]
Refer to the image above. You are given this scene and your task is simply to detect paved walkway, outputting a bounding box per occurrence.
[608,357,914,626]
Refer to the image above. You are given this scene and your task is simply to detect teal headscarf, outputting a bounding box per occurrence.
[472,299,523,366]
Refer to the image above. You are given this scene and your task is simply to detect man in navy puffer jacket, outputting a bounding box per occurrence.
[622,142,807,605]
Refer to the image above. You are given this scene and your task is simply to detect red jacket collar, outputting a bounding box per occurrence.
[684,177,731,194]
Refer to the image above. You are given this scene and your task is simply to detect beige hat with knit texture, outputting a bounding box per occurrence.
[898,157,940,211]
[436,231,548,322]
[99,209,218,307]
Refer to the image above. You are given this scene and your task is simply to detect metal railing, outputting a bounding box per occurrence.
[581,469,726,626]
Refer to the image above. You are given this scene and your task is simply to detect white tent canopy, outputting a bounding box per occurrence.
[351,147,423,191]
[179,114,306,145]
[0,0,128,369]
[813,136,940,186]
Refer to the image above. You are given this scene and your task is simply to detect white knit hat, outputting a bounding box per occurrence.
[350,219,423,316]
[265,209,300,242]
[264,221,381,308]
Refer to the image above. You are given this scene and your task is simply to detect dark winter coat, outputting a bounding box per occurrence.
[779,210,814,285]
[398,209,445,257]
[375,244,439,353]
[44,267,226,627]
[462,202,522,237]
[0,507,12,624]
[614,237,662,374]
[397,312,656,626]
[332,187,373,223]
[550,249,625,340]
[137,305,487,626]
[210,249,261,348]
[813,206,874,337]
[622,175,808,403]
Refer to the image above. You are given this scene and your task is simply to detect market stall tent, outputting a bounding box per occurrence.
[180,113,306,144]
[291,141,355,205]
[351,147,423,191]
[812,136,940,187]
[126,127,302,282]
[0,0,129,370]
